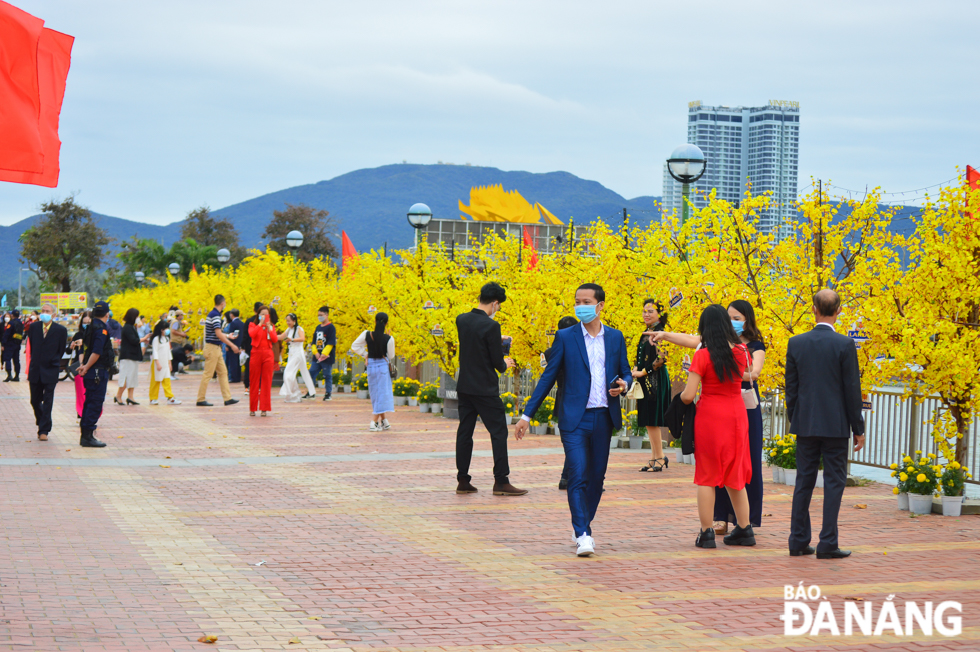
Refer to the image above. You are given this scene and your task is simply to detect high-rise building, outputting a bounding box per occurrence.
[663,100,800,235]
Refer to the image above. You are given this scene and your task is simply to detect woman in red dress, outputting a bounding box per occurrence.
[247,305,278,416]
[680,304,755,549]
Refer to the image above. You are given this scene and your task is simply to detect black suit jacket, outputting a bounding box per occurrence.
[229,318,246,348]
[455,309,507,396]
[785,324,864,438]
[26,321,68,384]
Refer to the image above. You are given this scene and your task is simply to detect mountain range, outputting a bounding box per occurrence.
[0,163,662,288]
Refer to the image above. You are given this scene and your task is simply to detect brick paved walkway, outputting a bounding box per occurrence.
[1,367,978,651]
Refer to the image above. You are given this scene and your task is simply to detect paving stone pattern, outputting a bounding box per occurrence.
[1,367,978,651]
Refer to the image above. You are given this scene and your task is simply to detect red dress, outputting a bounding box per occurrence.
[691,345,752,489]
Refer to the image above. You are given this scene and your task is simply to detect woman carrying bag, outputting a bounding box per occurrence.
[279,313,316,403]
[633,299,672,472]
[248,305,278,416]
[350,312,395,432]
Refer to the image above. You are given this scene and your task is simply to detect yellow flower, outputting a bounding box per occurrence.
[920,458,929,465]
[928,453,936,459]
[916,473,926,483]
[906,466,915,473]
[889,463,898,470]
[948,481,954,487]
[903,456,912,463]
[890,471,897,477]
[899,472,908,482]
[893,487,900,494]
[915,450,922,455]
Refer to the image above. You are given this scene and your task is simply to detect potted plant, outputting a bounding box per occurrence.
[940,460,971,516]
[392,377,418,406]
[889,459,909,510]
[903,452,941,515]
[500,392,520,424]
[626,410,644,449]
[764,439,782,483]
[529,419,548,435]
[670,439,684,464]
[430,393,444,415]
[341,367,353,393]
[354,373,369,399]
[418,382,438,413]
[532,398,554,435]
[331,367,342,392]
[777,435,797,486]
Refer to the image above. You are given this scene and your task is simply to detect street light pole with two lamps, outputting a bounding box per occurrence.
[666,143,707,228]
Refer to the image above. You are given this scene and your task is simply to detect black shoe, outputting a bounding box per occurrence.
[224,398,239,406]
[197,401,213,407]
[114,396,124,405]
[126,398,139,405]
[2,375,9,382]
[558,477,568,491]
[695,528,716,549]
[723,524,756,546]
[789,546,816,557]
[11,375,19,382]
[79,431,107,448]
[456,482,478,494]
[816,548,852,559]
[640,456,669,472]
[323,393,332,401]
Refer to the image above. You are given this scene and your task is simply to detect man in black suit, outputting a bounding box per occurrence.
[785,289,866,559]
[225,309,245,383]
[241,302,262,391]
[26,303,68,441]
[454,282,525,496]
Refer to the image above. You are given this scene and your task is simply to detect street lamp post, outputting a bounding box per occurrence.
[168,262,180,277]
[286,230,304,260]
[666,144,707,228]
[216,248,231,266]
[406,203,432,248]
[134,271,145,284]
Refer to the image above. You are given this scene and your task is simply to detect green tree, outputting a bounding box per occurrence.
[19,197,112,291]
[179,206,247,263]
[115,237,219,285]
[262,203,338,262]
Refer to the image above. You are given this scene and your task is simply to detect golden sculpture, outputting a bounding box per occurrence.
[458,184,563,225]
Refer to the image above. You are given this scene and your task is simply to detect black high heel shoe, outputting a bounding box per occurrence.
[113,396,124,405]
[639,456,669,472]
[126,398,139,405]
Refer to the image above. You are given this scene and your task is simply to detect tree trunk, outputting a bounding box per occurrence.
[60,276,71,292]
[951,405,969,466]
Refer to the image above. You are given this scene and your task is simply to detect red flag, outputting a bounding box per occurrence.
[192,263,197,274]
[341,231,358,264]
[968,165,979,191]
[0,27,73,187]
[522,226,538,270]
[0,1,45,174]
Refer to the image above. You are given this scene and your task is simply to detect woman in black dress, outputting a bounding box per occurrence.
[712,300,766,533]
[634,299,672,472]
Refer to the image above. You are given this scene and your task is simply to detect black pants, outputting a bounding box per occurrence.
[789,436,849,553]
[456,392,510,484]
[80,370,109,432]
[29,379,57,434]
[242,356,250,388]
[3,345,21,376]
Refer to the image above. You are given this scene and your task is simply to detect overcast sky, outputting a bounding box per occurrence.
[1,0,977,226]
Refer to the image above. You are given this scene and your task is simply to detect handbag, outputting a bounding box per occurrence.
[626,379,644,400]
[386,357,397,379]
[740,346,759,409]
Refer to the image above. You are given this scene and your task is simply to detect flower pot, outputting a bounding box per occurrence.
[815,470,824,489]
[344,385,351,393]
[771,466,782,483]
[908,493,934,515]
[394,397,407,406]
[942,495,964,517]
[896,491,909,510]
[356,390,368,400]
[628,435,643,449]
[531,425,547,435]
[553,425,560,437]
[430,403,443,414]
[675,449,684,464]
[408,397,418,407]
[419,403,430,413]
[783,468,797,487]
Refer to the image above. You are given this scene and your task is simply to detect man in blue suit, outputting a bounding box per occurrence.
[515,283,632,556]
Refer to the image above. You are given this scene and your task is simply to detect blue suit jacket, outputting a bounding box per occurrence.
[523,323,632,433]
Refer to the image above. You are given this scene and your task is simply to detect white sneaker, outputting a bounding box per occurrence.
[149,399,159,405]
[381,418,391,430]
[369,421,381,432]
[576,534,595,557]
[167,397,182,405]
[244,389,249,395]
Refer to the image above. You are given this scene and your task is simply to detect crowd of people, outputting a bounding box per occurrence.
[4,283,865,559]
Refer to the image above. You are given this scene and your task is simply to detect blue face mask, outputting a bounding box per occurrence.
[731,320,745,335]
[575,304,598,324]
[164,328,171,336]
[39,313,52,323]
[82,323,89,329]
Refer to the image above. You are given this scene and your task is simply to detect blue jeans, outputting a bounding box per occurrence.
[309,358,332,394]
[562,408,613,537]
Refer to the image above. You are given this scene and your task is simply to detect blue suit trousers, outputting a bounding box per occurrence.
[81,369,109,431]
[562,407,613,537]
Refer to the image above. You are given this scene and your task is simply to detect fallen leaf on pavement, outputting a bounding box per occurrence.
[288,637,301,644]
[854,504,867,509]
[844,596,863,601]
[197,634,218,644]
[160,465,170,468]
[307,616,320,620]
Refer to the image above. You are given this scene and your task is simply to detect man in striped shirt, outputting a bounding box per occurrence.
[196,294,241,407]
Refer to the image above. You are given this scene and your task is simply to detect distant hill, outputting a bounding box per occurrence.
[1,163,663,287]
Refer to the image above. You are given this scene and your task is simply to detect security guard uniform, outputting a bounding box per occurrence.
[2,310,24,381]
[80,302,112,447]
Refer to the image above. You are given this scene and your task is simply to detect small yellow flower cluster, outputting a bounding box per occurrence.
[392,377,420,397]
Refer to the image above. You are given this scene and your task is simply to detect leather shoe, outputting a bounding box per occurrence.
[196,401,213,407]
[224,398,239,406]
[79,431,107,448]
[38,433,48,441]
[558,477,568,490]
[493,482,528,496]
[456,482,478,494]
[789,546,815,557]
[816,548,852,559]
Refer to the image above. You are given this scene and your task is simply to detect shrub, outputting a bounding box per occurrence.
[533,395,555,424]
[354,372,368,390]
[940,460,972,497]
[418,382,439,404]
[500,392,519,416]
[393,377,420,397]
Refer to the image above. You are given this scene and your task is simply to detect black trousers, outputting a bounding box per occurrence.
[242,357,250,388]
[3,344,21,376]
[80,370,109,432]
[29,378,57,434]
[789,436,849,553]
[456,392,511,483]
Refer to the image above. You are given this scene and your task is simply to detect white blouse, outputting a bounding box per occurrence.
[351,330,395,359]
[151,335,172,363]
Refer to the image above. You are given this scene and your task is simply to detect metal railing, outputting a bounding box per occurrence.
[763,388,979,485]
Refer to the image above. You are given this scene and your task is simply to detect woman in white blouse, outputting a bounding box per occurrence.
[149,320,181,405]
[351,312,395,431]
[278,313,316,402]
